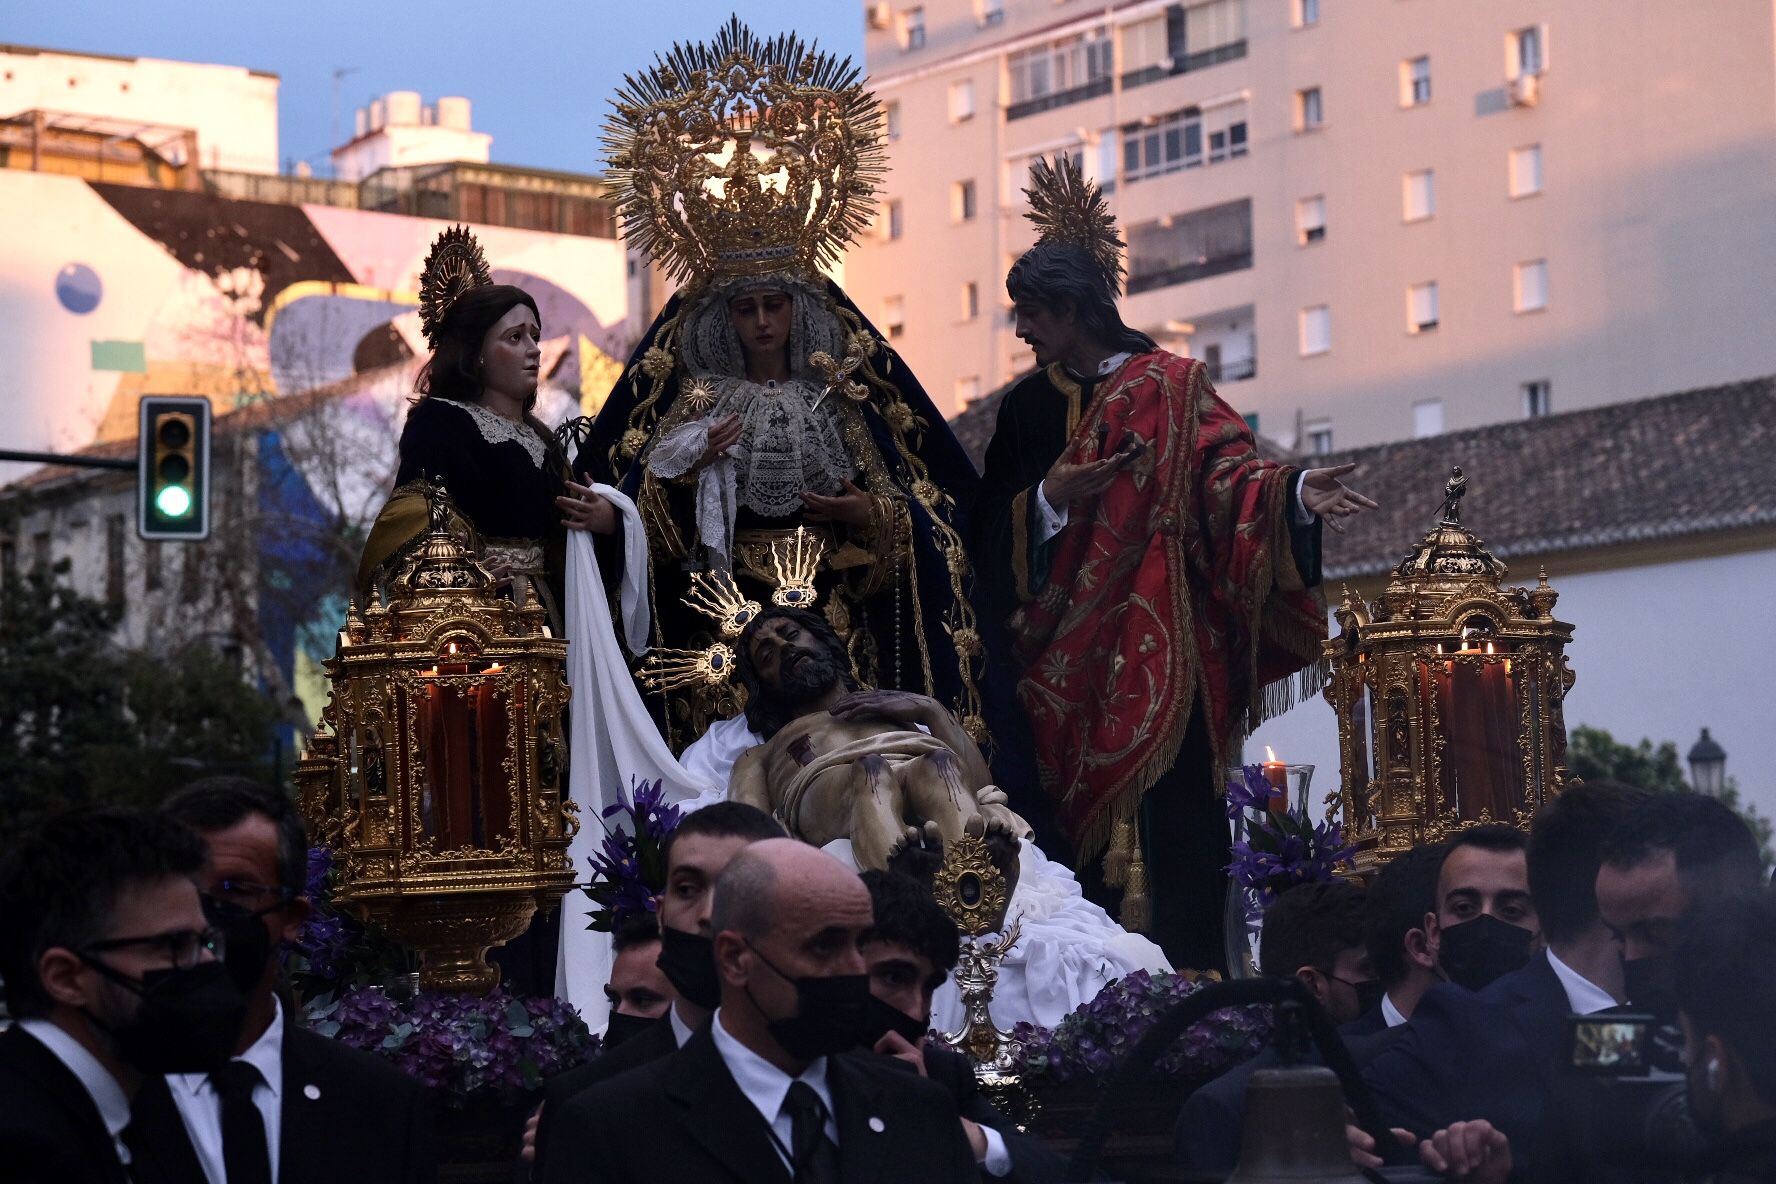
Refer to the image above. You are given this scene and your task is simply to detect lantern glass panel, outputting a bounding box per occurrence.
[1422,643,1525,824]
[416,679,515,850]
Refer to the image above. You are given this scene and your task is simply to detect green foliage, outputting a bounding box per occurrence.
[0,563,281,845]
[1569,723,1774,867]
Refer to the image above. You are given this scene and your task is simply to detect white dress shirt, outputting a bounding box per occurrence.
[1030,351,1317,545]
[710,1008,838,1170]
[1546,948,1619,1015]
[668,1001,696,1049]
[17,1018,134,1167]
[1380,992,1409,1029]
[167,996,286,1184]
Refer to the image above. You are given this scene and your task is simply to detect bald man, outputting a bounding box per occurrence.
[542,840,977,1184]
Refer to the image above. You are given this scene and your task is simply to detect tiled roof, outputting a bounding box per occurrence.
[947,374,1776,580]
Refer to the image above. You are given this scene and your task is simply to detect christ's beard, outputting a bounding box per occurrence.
[778,648,841,704]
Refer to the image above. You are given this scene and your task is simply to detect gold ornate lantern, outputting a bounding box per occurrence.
[296,486,577,992]
[1324,468,1575,871]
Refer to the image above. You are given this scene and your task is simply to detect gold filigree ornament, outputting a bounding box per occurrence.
[769,526,826,609]
[684,568,763,638]
[641,643,739,692]
[1023,155,1126,292]
[418,225,494,350]
[681,378,718,414]
[603,17,887,285]
[809,347,868,404]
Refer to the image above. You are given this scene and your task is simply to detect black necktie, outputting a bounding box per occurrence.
[210,1060,272,1184]
[782,1081,838,1184]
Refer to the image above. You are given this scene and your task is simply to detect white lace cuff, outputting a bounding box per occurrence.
[648,420,707,480]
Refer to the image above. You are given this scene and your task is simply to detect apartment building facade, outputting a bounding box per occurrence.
[848,0,1776,450]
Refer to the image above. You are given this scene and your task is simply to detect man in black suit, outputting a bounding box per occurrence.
[859,869,1064,1183]
[527,802,786,1178]
[0,808,223,1184]
[1361,785,1648,1159]
[543,838,979,1184]
[1174,879,1376,1175]
[126,777,433,1184]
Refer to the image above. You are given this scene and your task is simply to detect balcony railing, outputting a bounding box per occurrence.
[1120,40,1248,91]
[1007,77,1114,122]
[1127,249,1252,294]
[1204,356,1256,383]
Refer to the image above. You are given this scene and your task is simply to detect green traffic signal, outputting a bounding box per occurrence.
[155,484,194,518]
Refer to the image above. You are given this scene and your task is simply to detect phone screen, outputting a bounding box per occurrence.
[1566,1014,1654,1074]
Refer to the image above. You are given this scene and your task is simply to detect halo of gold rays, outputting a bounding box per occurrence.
[1023,155,1125,292]
[602,16,887,286]
[418,225,494,350]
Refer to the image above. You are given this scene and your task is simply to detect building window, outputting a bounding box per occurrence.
[1304,419,1334,454]
[1008,30,1114,118]
[106,514,125,607]
[978,0,1004,26]
[1522,379,1552,418]
[903,7,926,50]
[1126,199,1253,293]
[1208,121,1248,162]
[1296,87,1324,131]
[1295,0,1320,28]
[887,199,904,241]
[884,295,906,338]
[31,530,51,571]
[1413,399,1444,438]
[1402,56,1431,107]
[961,281,979,321]
[949,79,975,122]
[1300,305,1331,356]
[1297,196,1326,244]
[1121,13,1171,76]
[1510,26,1544,77]
[1408,281,1440,333]
[144,541,163,593]
[1514,259,1549,312]
[1403,168,1435,221]
[886,101,902,141]
[952,179,977,222]
[1509,144,1543,197]
[1185,0,1248,60]
[956,375,982,406]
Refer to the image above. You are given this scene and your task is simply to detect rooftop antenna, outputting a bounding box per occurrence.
[329,66,360,177]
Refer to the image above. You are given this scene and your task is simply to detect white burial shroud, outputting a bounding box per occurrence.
[559,525,1170,1034]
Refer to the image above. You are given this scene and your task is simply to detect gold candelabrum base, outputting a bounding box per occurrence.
[945,917,1025,1074]
[351,891,547,995]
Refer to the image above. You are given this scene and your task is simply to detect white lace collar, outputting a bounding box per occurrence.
[453,399,546,468]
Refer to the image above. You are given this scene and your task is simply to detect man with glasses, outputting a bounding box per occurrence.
[0,807,227,1183]
[129,776,433,1184]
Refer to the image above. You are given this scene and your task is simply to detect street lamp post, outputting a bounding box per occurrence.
[1688,727,1727,796]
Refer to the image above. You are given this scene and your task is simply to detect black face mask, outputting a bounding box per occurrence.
[206,898,276,996]
[1438,913,1534,992]
[1623,955,1680,1023]
[602,1010,660,1050]
[83,959,246,1075]
[862,992,931,1047]
[656,926,722,1011]
[744,941,874,1062]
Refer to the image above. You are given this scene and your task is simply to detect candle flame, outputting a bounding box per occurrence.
[1485,642,1495,655]
[1264,745,1279,764]
[448,642,458,655]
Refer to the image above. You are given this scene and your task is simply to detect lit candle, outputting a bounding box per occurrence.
[1264,745,1288,814]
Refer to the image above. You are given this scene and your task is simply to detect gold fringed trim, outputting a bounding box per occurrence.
[1120,828,1153,934]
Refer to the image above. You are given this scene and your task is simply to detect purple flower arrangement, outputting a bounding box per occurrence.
[1009,970,1271,1083]
[1224,764,1354,905]
[583,777,683,932]
[289,846,413,996]
[302,987,597,1106]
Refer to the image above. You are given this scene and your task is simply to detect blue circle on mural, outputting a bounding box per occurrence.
[56,263,102,314]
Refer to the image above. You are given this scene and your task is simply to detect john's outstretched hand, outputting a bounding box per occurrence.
[1300,462,1378,534]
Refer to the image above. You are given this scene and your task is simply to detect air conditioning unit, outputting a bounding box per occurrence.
[1508,72,1540,107]
[868,3,894,30]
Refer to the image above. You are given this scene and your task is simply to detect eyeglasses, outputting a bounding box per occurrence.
[82,927,226,971]
[207,878,297,912]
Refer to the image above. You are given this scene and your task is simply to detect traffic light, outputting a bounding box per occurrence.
[138,396,211,540]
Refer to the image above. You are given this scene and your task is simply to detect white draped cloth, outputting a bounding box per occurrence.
[675,723,1171,1031]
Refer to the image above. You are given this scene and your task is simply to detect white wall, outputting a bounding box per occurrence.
[0,45,279,173]
[1249,545,1776,823]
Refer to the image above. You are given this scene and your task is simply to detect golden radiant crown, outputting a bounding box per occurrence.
[1024,155,1125,291]
[418,225,494,350]
[603,17,886,286]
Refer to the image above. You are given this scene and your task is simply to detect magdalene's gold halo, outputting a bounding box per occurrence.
[1023,155,1126,291]
[603,16,886,285]
[418,224,495,350]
